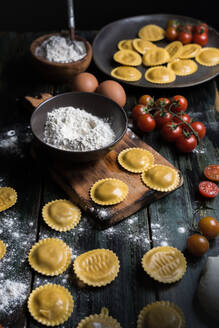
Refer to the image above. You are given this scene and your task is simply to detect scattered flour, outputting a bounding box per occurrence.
[44,106,115,151]
[35,35,87,63]
[0,280,27,312]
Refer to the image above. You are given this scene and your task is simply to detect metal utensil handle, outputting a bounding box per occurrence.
[67,0,75,40]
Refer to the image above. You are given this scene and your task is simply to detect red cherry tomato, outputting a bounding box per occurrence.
[173,113,191,127]
[193,23,208,34]
[165,26,178,41]
[137,113,156,132]
[204,164,219,182]
[187,234,209,256]
[175,134,197,152]
[170,95,188,112]
[193,32,208,46]
[138,94,154,107]
[190,121,206,139]
[155,97,170,109]
[132,104,146,120]
[199,181,219,198]
[178,30,193,44]
[181,24,194,33]
[198,216,219,239]
[161,122,183,142]
[167,19,180,29]
[154,110,173,128]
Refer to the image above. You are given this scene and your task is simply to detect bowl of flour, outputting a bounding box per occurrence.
[30,32,92,82]
[30,92,128,162]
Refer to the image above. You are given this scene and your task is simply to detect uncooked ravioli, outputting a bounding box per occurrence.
[117,39,134,50]
[143,47,170,66]
[113,49,142,66]
[195,47,219,66]
[111,66,142,81]
[168,59,197,76]
[138,24,165,41]
[165,41,183,61]
[145,66,176,84]
[132,38,156,55]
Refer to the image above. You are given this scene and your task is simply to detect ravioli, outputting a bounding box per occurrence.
[137,301,185,328]
[143,47,170,66]
[0,240,6,260]
[132,38,156,54]
[111,66,142,81]
[90,178,128,205]
[165,41,183,61]
[28,284,74,326]
[28,238,71,276]
[77,307,122,328]
[117,39,134,50]
[168,59,198,76]
[113,49,142,66]
[0,187,17,212]
[180,43,202,59]
[118,148,154,173]
[195,47,219,66]
[145,66,176,84]
[138,24,165,41]
[142,246,187,283]
[73,249,120,287]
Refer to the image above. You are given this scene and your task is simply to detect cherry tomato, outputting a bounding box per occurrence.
[180,23,193,33]
[193,32,208,46]
[175,134,197,152]
[198,216,219,239]
[178,30,192,44]
[165,26,178,41]
[137,113,156,132]
[199,181,219,198]
[132,104,146,120]
[155,97,170,109]
[173,113,191,127]
[138,94,154,107]
[170,95,188,113]
[190,121,206,139]
[167,19,180,29]
[187,234,209,256]
[204,164,219,182]
[154,110,173,128]
[193,23,208,34]
[161,122,183,142]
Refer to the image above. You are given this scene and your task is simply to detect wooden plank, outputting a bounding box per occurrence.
[148,80,219,328]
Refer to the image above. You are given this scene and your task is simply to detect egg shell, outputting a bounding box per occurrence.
[95,80,126,107]
[72,72,99,92]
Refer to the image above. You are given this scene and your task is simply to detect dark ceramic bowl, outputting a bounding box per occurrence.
[30,92,128,163]
[30,32,92,82]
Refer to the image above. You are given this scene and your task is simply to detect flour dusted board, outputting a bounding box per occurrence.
[50,128,183,226]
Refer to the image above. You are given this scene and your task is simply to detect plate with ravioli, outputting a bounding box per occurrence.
[92,14,219,88]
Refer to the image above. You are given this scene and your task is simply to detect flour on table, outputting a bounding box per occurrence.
[35,35,87,63]
[44,106,115,151]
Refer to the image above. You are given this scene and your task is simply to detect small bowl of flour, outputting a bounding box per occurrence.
[30,32,92,82]
[30,91,128,163]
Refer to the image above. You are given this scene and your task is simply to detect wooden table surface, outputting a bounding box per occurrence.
[0,31,219,328]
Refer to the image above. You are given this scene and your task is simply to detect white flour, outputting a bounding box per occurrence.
[35,35,87,63]
[44,106,115,151]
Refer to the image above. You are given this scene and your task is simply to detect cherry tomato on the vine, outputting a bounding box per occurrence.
[190,121,206,139]
[167,19,180,29]
[204,164,219,182]
[138,94,154,107]
[137,113,156,133]
[193,32,208,46]
[170,95,188,113]
[154,110,173,127]
[199,181,219,198]
[198,216,219,239]
[173,113,191,127]
[187,234,209,256]
[193,23,208,34]
[165,26,178,41]
[132,104,146,120]
[161,122,183,142]
[178,30,193,44]
[155,97,170,109]
[180,23,193,33]
[175,134,197,152]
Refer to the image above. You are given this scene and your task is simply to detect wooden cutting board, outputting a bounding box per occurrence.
[45,128,183,226]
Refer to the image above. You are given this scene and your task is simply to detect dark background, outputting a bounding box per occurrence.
[0,1,218,32]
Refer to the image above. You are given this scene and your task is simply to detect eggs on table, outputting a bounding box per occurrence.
[72,72,126,107]
[111,24,219,84]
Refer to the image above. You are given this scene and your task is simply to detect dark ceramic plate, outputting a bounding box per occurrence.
[93,14,219,88]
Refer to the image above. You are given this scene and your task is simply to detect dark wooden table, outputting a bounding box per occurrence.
[0,31,219,328]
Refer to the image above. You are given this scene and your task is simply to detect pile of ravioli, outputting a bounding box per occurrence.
[111,24,219,84]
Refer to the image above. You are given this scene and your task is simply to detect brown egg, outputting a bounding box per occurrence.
[95,80,126,107]
[72,72,99,92]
